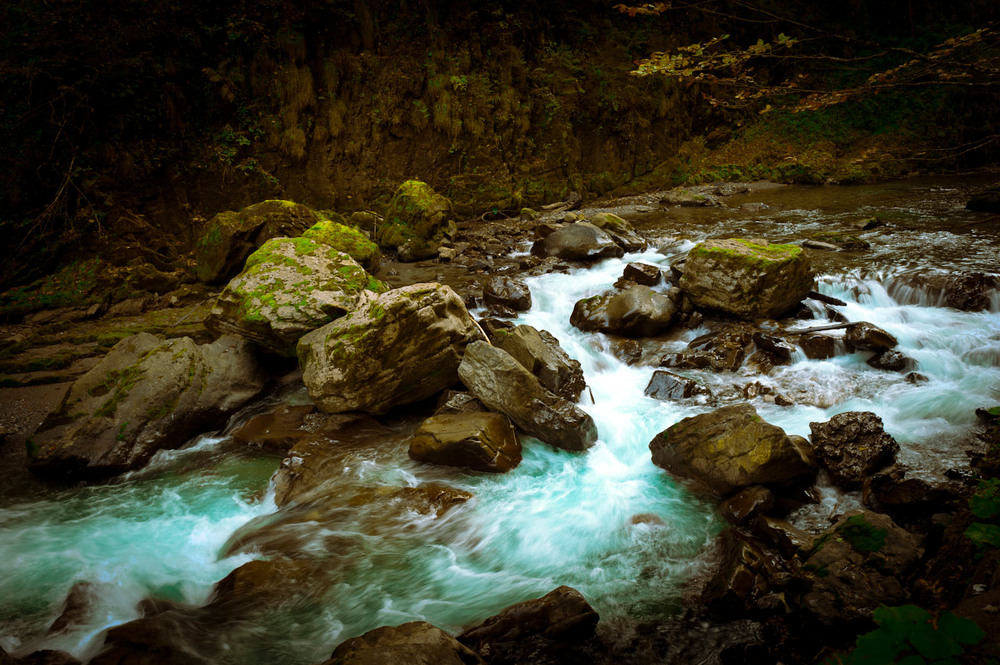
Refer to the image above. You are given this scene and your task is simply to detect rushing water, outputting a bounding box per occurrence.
[1,176,999,663]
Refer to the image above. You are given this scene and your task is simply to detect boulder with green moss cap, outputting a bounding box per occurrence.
[679,238,814,318]
[27,332,264,481]
[377,180,457,261]
[205,237,385,357]
[302,218,381,273]
[194,200,318,284]
[297,283,485,414]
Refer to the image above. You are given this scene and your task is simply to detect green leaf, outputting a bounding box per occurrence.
[854,630,907,661]
[965,522,1000,547]
[896,655,926,665]
[987,406,1000,416]
[911,627,961,659]
[937,611,985,645]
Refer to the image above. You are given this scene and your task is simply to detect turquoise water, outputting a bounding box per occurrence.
[1,177,999,663]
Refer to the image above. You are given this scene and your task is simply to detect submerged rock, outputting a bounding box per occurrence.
[194,199,318,284]
[324,621,484,665]
[28,333,264,481]
[809,411,899,490]
[530,223,624,262]
[649,403,815,496]
[458,341,597,452]
[458,586,599,656]
[570,285,679,337]
[298,283,485,414]
[377,180,457,260]
[205,237,384,356]
[679,239,814,318]
[408,412,522,473]
[491,324,586,402]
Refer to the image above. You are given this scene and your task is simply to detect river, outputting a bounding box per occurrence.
[1,175,998,663]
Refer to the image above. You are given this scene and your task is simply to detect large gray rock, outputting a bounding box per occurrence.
[324,621,484,665]
[458,586,599,653]
[588,212,647,252]
[530,223,624,262]
[194,199,318,283]
[491,325,586,402]
[408,412,522,473]
[570,285,679,337]
[28,333,264,481]
[809,411,899,489]
[649,403,815,496]
[679,239,814,318]
[205,237,384,357]
[797,510,923,624]
[298,283,485,414]
[458,341,598,452]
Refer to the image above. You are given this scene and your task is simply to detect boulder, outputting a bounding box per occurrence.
[205,237,384,356]
[866,349,915,372]
[702,529,787,617]
[966,183,1000,212]
[482,276,532,312]
[797,510,923,624]
[649,403,815,496]
[230,404,318,452]
[662,323,754,372]
[194,200,318,284]
[798,333,838,359]
[570,285,679,337]
[435,391,488,415]
[622,262,662,286]
[660,189,713,206]
[809,411,899,490]
[323,621,484,665]
[752,332,794,363]
[491,325,586,401]
[28,333,264,480]
[409,412,522,473]
[845,322,897,352]
[643,370,711,401]
[302,219,381,273]
[720,486,774,525]
[679,239,814,318]
[377,180,457,260]
[458,341,597,452]
[862,465,963,527]
[298,284,486,414]
[588,212,647,252]
[807,232,870,251]
[458,586,599,654]
[530,223,624,262]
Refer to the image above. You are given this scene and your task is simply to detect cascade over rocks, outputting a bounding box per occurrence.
[679,239,814,318]
[809,411,900,489]
[458,586,599,657]
[649,403,815,496]
[302,219,382,273]
[662,322,755,372]
[377,180,457,261]
[205,237,384,357]
[194,199,319,284]
[796,510,923,624]
[322,621,484,665]
[570,285,680,337]
[408,412,522,473]
[298,283,485,415]
[588,212,648,252]
[844,321,898,352]
[530,223,624,261]
[27,333,264,481]
[458,341,597,452]
[491,324,586,401]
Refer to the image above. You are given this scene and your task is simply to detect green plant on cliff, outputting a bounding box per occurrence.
[829,604,987,665]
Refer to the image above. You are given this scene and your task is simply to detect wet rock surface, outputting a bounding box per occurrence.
[491,325,586,401]
[571,285,679,337]
[323,621,484,665]
[408,411,522,473]
[809,411,900,489]
[530,223,624,262]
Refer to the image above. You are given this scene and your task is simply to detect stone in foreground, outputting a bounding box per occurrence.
[28,333,264,481]
[649,403,815,496]
[679,239,814,318]
[809,411,899,489]
[458,341,597,452]
[323,621,484,665]
[298,283,485,414]
[206,237,383,357]
[409,412,522,473]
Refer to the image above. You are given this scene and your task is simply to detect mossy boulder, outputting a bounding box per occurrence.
[376,180,457,259]
[679,239,815,319]
[588,212,647,252]
[302,218,381,273]
[194,199,318,284]
[0,258,125,321]
[297,283,485,414]
[205,237,385,357]
[648,403,815,496]
[27,333,264,481]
